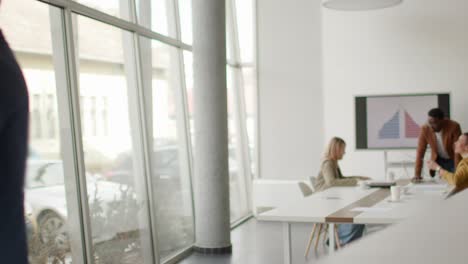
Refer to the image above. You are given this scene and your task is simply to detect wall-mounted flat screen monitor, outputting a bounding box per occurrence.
[355,93,450,149]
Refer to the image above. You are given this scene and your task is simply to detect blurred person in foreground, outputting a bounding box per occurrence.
[0,0,30,262]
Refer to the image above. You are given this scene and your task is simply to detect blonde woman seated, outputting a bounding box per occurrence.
[315,137,371,246]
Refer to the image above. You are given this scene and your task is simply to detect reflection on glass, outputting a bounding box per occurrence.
[0,1,76,263]
[46,94,56,138]
[226,15,234,62]
[102,97,109,136]
[178,0,193,44]
[142,38,194,260]
[227,67,250,222]
[74,0,128,20]
[234,0,254,63]
[75,15,152,263]
[136,0,176,38]
[242,67,256,177]
[32,94,42,138]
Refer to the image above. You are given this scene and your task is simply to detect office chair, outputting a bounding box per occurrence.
[300,178,341,258]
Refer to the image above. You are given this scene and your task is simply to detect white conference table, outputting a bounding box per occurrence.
[256,179,450,264]
[319,187,468,264]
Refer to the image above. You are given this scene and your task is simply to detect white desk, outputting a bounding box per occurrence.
[319,188,468,264]
[257,180,449,264]
[355,182,448,224]
[258,187,379,222]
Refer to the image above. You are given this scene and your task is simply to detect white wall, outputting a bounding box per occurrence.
[323,0,468,180]
[257,0,324,180]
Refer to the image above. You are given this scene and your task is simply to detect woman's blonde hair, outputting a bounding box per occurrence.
[324,137,346,161]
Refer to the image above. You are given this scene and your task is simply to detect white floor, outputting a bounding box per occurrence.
[179,219,389,264]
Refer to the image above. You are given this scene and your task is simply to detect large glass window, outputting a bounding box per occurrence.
[140,38,195,260]
[74,15,153,263]
[0,1,81,263]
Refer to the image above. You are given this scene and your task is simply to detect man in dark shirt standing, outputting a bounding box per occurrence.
[0,7,30,262]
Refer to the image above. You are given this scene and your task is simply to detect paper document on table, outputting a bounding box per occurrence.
[351,207,392,213]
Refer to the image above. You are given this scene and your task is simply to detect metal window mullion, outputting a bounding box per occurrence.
[134,35,163,264]
[166,0,178,40]
[251,0,258,69]
[175,48,197,244]
[136,0,151,28]
[122,33,158,264]
[227,61,255,68]
[120,0,160,263]
[49,6,87,264]
[173,0,183,41]
[127,1,166,262]
[228,0,242,64]
[171,0,196,241]
[63,8,95,264]
[173,0,194,212]
[38,0,191,51]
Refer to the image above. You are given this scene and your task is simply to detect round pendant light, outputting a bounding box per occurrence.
[323,0,403,11]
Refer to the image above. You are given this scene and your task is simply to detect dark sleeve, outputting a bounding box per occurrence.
[415,126,428,177]
[0,35,30,264]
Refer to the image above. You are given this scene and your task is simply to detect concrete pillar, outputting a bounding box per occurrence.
[192,0,232,254]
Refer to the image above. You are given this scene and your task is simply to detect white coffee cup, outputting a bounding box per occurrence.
[390,186,401,202]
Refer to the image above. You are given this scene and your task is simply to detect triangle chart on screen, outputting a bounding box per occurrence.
[379,111,400,139]
[405,111,420,138]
